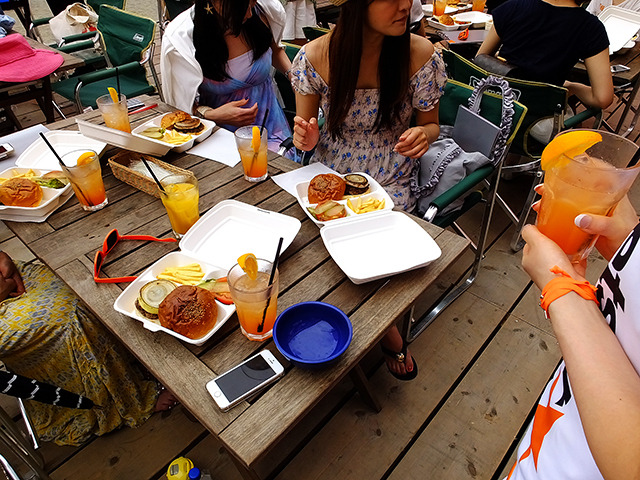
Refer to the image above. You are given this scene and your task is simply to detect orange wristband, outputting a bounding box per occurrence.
[540,266,599,319]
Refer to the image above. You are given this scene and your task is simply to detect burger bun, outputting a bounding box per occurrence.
[158,285,218,339]
[0,178,43,207]
[308,174,346,204]
[161,110,192,130]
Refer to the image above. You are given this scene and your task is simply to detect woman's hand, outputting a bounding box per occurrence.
[394,126,430,159]
[0,252,24,298]
[210,98,258,127]
[533,185,638,262]
[522,225,586,289]
[293,115,320,152]
[575,195,639,262]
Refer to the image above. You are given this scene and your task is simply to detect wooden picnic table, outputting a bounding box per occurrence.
[4,100,469,479]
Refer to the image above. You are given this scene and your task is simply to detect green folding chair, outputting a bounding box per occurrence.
[406,77,527,341]
[302,26,330,41]
[51,5,160,113]
[274,42,301,129]
[442,49,603,250]
[157,0,193,35]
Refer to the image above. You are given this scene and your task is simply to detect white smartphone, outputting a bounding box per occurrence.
[126,98,144,112]
[0,143,15,160]
[206,350,284,411]
[611,64,631,73]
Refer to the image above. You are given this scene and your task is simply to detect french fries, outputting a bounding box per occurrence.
[156,263,204,285]
[0,169,38,184]
[347,197,385,214]
[163,129,192,145]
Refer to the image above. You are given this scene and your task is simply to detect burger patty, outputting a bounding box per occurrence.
[135,298,159,320]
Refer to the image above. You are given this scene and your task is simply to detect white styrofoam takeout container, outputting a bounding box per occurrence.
[319,211,442,284]
[113,199,302,345]
[0,167,72,217]
[599,6,640,54]
[294,172,394,227]
[16,130,107,171]
[427,15,470,31]
[131,115,216,153]
[453,11,492,28]
[76,119,172,156]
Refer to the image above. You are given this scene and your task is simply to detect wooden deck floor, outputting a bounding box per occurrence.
[2,22,640,480]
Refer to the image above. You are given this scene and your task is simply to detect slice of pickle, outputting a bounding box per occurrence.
[140,127,165,139]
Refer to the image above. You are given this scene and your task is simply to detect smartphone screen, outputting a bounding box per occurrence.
[0,145,6,154]
[215,354,278,403]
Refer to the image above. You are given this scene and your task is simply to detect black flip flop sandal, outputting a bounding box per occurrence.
[380,340,418,381]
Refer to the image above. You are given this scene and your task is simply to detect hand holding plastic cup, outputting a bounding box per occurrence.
[96,92,131,133]
[537,130,640,262]
[234,125,269,182]
[60,149,108,212]
[159,173,200,239]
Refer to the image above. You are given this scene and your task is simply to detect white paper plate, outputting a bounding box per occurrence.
[76,119,172,156]
[599,6,640,54]
[0,167,73,216]
[179,199,302,270]
[320,211,442,284]
[294,172,394,227]
[453,11,491,27]
[113,252,235,346]
[15,131,107,171]
[131,115,216,153]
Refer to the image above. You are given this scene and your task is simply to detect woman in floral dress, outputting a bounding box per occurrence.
[290,0,446,379]
[0,253,173,446]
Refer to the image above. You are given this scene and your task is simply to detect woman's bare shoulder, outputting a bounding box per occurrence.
[409,34,436,74]
[303,35,330,75]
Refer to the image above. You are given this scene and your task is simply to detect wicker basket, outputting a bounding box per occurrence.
[108,151,192,198]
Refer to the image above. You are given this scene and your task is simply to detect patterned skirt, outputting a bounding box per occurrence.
[0,261,158,446]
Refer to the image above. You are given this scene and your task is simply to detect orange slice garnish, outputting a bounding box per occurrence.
[77,151,95,166]
[540,130,602,171]
[107,86,119,104]
[237,253,258,280]
[251,126,261,153]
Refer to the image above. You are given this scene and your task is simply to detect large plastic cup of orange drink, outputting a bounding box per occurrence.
[228,258,279,341]
[537,130,640,262]
[433,0,447,16]
[96,93,131,133]
[60,149,108,212]
[159,173,200,239]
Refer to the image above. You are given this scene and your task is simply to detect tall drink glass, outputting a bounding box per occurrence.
[96,93,131,133]
[472,0,487,11]
[60,149,108,211]
[433,0,447,16]
[159,173,200,239]
[537,130,640,262]
[227,259,279,341]
[234,126,269,182]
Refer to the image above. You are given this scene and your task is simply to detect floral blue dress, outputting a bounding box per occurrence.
[199,48,291,152]
[290,46,447,211]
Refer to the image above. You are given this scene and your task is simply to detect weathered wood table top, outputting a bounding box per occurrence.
[6,101,469,479]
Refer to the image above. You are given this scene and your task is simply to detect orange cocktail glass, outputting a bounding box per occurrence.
[227,259,279,341]
[537,130,640,262]
[96,93,131,133]
[60,150,108,211]
[159,173,200,239]
[433,0,447,16]
[234,125,269,182]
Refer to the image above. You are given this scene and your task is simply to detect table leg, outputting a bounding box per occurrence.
[615,77,640,136]
[349,364,381,413]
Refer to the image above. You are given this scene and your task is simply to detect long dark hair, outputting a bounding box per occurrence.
[193,0,273,81]
[327,0,411,136]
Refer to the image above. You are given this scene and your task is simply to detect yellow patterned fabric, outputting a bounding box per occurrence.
[0,261,158,446]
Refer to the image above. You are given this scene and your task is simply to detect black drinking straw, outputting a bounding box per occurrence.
[116,67,121,101]
[140,156,166,193]
[257,236,283,333]
[39,132,90,206]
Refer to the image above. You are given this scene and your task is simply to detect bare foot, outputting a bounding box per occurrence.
[154,388,179,412]
[380,327,415,378]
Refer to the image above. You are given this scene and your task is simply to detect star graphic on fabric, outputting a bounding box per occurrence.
[205,4,214,14]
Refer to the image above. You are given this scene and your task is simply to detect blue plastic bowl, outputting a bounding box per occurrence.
[273,302,353,369]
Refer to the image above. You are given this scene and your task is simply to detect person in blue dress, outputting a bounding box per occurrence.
[161,0,291,151]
